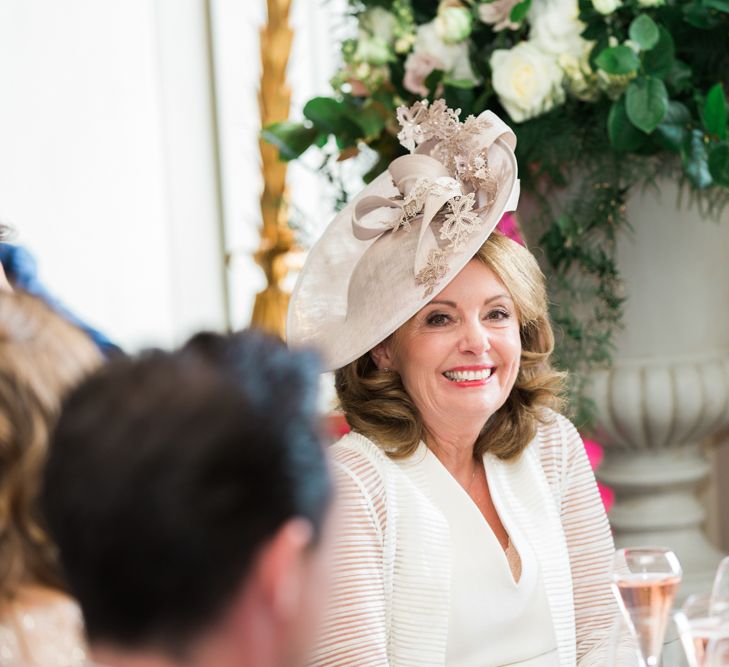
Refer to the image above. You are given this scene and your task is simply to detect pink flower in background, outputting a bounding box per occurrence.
[496,212,524,245]
[583,437,614,513]
[403,52,444,97]
[477,0,523,32]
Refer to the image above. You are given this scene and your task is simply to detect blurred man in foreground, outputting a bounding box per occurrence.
[42,330,334,667]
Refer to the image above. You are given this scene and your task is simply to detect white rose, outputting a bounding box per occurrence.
[435,7,473,44]
[591,0,621,15]
[490,42,566,122]
[529,0,589,58]
[413,21,477,84]
[359,7,398,45]
[559,51,600,102]
[354,34,392,65]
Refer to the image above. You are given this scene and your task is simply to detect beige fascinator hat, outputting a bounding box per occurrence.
[287,99,520,371]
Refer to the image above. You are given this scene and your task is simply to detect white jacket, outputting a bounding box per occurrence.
[310,411,626,667]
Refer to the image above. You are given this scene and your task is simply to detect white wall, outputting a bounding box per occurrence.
[0,0,227,351]
[0,0,348,350]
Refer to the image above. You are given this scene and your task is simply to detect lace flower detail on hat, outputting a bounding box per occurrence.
[394,176,460,232]
[397,101,498,203]
[440,192,482,251]
[397,99,460,152]
[415,248,449,297]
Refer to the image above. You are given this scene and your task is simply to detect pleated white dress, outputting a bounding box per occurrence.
[402,444,559,667]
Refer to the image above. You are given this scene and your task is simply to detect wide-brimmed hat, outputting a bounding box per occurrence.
[287,99,520,371]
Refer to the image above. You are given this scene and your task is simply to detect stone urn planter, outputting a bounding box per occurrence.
[585,178,729,594]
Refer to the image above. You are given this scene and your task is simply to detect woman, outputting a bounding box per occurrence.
[288,100,622,666]
[0,290,101,665]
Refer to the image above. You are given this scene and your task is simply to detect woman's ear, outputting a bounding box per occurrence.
[370,339,395,371]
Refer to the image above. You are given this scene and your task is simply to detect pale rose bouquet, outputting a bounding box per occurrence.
[264,0,729,423]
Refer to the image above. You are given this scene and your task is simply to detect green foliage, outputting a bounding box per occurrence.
[629,15,660,51]
[642,27,675,78]
[595,45,640,75]
[608,98,648,151]
[709,143,729,186]
[626,77,668,134]
[703,83,728,139]
[260,122,320,161]
[262,0,729,428]
[510,0,532,23]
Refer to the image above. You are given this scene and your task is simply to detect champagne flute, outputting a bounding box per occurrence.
[706,637,729,667]
[712,558,729,608]
[675,594,729,667]
[612,547,683,667]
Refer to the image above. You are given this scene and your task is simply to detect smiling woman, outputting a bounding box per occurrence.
[288,99,629,666]
[338,233,564,463]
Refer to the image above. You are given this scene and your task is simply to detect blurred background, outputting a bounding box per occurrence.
[0,0,727,574]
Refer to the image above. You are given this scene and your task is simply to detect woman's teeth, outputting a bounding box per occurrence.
[444,368,492,382]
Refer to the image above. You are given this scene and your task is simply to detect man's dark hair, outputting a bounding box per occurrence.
[41,330,330,655]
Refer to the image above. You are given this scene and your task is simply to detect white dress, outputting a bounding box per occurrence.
[399,443,560,667]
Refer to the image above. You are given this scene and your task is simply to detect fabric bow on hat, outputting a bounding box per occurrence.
[349,100,518,296]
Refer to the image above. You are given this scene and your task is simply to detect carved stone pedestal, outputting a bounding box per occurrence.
[588,179,729,595]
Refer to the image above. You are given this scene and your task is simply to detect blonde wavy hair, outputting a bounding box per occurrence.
[334,232,566,460]
[0,290,101,603]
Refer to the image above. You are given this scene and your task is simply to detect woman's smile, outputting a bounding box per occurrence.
[442,365,495,386]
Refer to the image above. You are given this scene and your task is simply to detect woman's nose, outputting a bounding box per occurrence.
[458,318,490,355]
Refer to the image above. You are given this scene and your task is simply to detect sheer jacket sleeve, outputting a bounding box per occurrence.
[307,444,390,667]
[541,413,632,666]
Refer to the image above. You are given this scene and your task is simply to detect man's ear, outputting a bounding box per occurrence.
[370,338,396,371]
[257,518,314,622]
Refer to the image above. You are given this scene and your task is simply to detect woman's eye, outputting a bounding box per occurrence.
[486,308,510,321]
[425,312,451,327]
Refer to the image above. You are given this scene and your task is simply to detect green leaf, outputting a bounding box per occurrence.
[589,34,610,71]
[346,106,386,140]
[708,142,729,186]
[665,59,692,95]
[510,0,532,23]
[682,2,722,29]
[626,77,669,134]
[595,45,640,75]
[654,101,691,151]
[425,69,444,96]
[682,129,713,188]
[260,122,319,161]
[703,83,728,139]
[442,78,477,89]
[704,0,729,11]
[608,98,649,151]
[629,15,660,51]
[303,97,361,138]
[642,27,675,78]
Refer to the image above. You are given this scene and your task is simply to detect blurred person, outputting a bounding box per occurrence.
[0,225,11,292]
[0,290,102,665]
[41,330,334,667]
[0,242,121,357]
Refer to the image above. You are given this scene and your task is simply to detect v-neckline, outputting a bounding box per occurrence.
[409,442,527,587]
